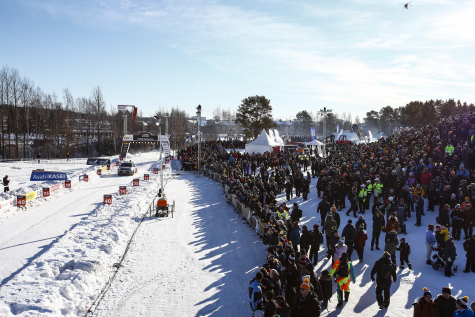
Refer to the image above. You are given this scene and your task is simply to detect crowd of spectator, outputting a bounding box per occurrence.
[177,112,475,316]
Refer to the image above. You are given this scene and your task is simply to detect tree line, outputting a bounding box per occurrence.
[0,66,190,160]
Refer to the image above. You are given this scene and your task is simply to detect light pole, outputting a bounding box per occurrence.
[317,107,332,157]
[154,116,164,191]
[196,105,202,176]
[164,113,170,136]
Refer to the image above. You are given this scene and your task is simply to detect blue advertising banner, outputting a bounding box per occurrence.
[86,158,111,165]
[310,127,316,140]
[30,170,68,181]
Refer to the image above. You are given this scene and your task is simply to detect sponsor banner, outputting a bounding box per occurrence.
[79,175,84,181]
[310,127,316,140]
[101,166,107,172]
[0,199,14,210]
[118,105,127,111]
[30,170,67,181]
[25,191,36,202]
[86,158,111,165]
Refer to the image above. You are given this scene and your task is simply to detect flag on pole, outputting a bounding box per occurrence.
[310,127,316,140]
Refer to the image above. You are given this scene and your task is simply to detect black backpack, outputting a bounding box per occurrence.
[337,261,349,278]
[385,233,395,244]
[380,262,393,280]
[347,226,356,241]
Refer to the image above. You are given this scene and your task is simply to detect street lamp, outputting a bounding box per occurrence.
[317,107,332,157]
[154,116,164,192]
[196,105,202,176]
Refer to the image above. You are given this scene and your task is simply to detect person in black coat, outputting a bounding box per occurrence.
[370,251,397,309]
[309,224,322,265]
[3,175,9,192]
[275,295,291,317]
[317,198,330,224]
[300,225,313,255]
[341,220,356,260]
[371,208,385,251]
[439,204,451,229]
[319,269,333,309]
[463,234,475,273]
[433,287,457,317]
[262,290,277,317]
[291,278,321,317]
[291,203,303,223]
[443,236,457,277]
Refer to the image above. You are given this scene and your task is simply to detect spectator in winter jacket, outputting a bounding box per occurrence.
[322,215,337,250]
[413,288,439,317]
[372,208,385,250]
[304,264,323,300]
[425,224,437,264]
[249,272,264,311]
[435,225,446,257]
[317,198,330,224]
[386,213,400,234]
[262,290,277,317]
[341,220,356,260]
[454,296,474,317]
[370,251,397,309]
[319,270,333,310]
[300,225,313,255]
[354,223,368,262]
[291,278,321,317]
[333,238,348,263]
[463,234,475,273]
[452,204,464,240]
[355,214,367,231]
[290,222,301,251]
[269,269,281,296]
[415,192,425,226]
[384,229,399,264]
[434,287,457,317]
[414,184,425,201]
[274,296,290,317]
[439,204,451,229]
[309,224,321,265]
[444,237,457,277]
[463,205,474,239]
[330,252,356,308]
[420,168,433,197]
[396,237,412,269]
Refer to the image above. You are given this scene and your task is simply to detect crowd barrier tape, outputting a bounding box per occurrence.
[0,198,14,210]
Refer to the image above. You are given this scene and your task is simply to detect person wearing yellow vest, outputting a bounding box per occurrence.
[445,143,455,156]
[365,180,372,210]
[373,178,383,202]
[358,185,366,214]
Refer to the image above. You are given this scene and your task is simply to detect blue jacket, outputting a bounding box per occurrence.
[425,230,436,246]
[454,308,474,317]
[249,279,263,311]
[456,169,469,178]
[290,226,301,245]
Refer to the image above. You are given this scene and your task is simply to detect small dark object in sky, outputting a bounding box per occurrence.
[404,1,412,9]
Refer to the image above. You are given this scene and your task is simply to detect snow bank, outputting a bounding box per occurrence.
[0,159,119,222]
[0,161,172,316]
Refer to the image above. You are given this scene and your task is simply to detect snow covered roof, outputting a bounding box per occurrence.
[248,129,280,146]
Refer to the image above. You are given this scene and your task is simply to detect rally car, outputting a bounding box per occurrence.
[117,161,137,176]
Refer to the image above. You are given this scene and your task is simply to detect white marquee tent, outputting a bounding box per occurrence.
[245,129,280,154]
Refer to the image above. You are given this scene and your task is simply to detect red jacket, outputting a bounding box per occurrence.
[355,229,368,247]
[420,172,433,185]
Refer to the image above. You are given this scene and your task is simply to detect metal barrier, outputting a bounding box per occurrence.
[203,170,266,237]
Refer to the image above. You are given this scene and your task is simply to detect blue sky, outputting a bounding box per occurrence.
[1,0,474,121]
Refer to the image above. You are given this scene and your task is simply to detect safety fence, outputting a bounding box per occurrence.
[203,169,267,237]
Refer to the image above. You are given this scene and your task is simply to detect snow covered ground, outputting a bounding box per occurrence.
[0,158,473,316]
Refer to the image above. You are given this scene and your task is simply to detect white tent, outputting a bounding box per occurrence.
[245,129,280,154]
[305,139,324,157]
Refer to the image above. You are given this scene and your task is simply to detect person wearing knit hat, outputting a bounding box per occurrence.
[291,277,320,316]
[309,224,322,266]
[455,296,474,316]
[413,287,439,316]
[434,287,457,317]
[329,252,355,308]
[249,272,264,311]
[370,251,397,309]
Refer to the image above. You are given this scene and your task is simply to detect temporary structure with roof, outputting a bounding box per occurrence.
[245,129,280,154]
[304,139,324,156]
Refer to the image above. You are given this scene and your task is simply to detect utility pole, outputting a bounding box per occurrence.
[164,113,170,136]
[154,117,163,191]
[123,115,127,136]
[196,105,202,176]
[317,107,332,157]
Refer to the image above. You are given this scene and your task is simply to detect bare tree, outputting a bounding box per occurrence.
[90,86,106,154]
